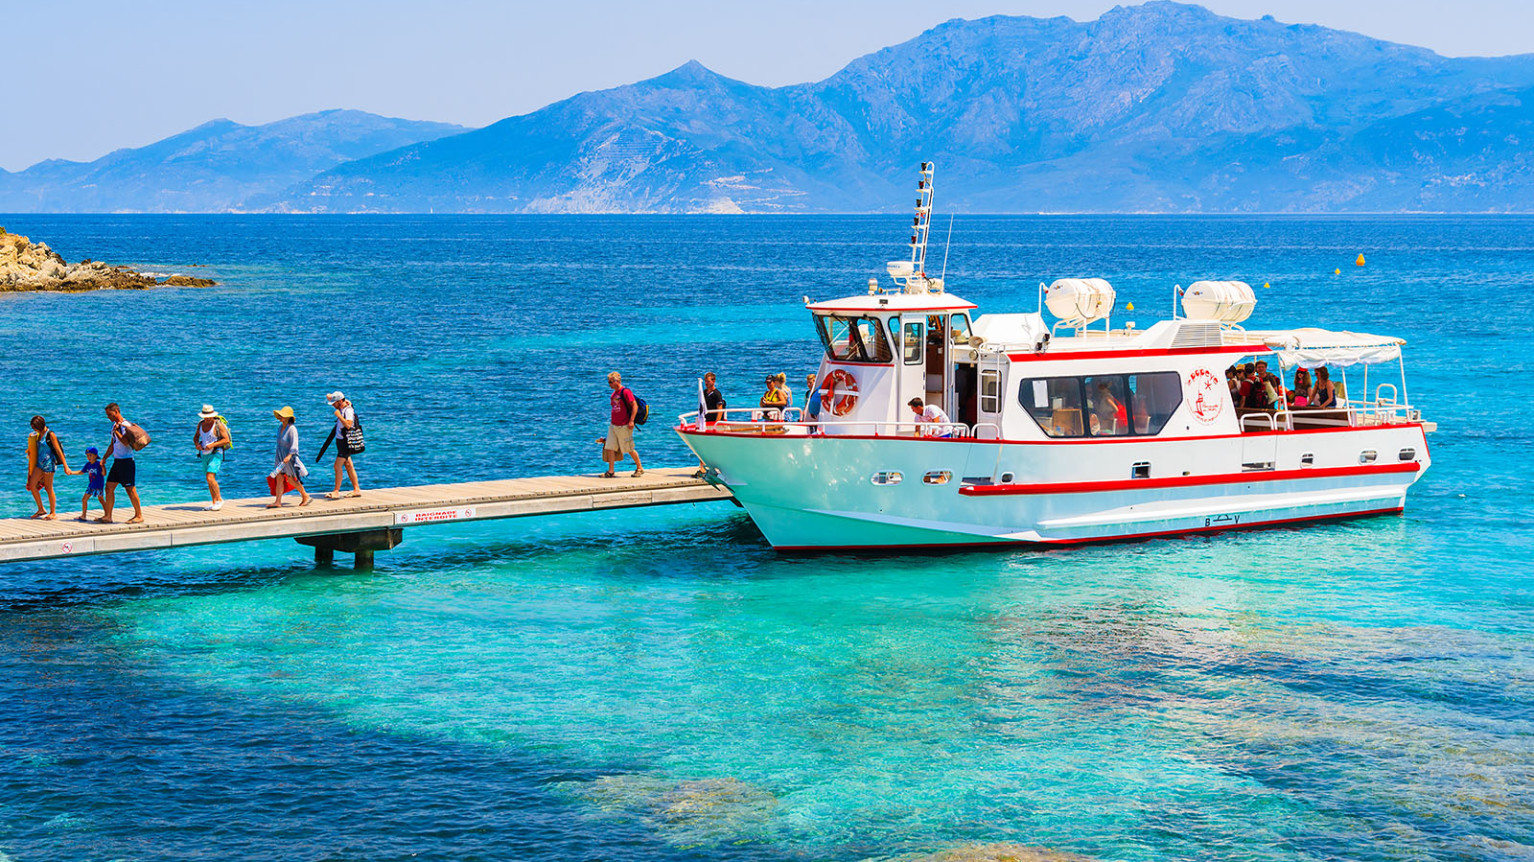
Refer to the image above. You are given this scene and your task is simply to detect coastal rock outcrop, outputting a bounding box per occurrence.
[0,227,216,292]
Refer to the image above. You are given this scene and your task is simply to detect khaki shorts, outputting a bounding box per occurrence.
[604,423,635,456]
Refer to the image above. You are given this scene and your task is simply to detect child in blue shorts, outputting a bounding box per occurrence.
[65,446,106,521]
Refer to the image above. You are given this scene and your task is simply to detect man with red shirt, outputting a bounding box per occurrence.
[602,371,644,478]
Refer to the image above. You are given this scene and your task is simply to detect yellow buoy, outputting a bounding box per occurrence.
[1356,254,1366,266]
[1126,302,1134,311]
[1334,268,1341,275]
[1263,282,1271,288]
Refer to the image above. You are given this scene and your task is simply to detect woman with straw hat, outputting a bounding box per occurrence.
[267,406,311,508]
[193,404,230,511]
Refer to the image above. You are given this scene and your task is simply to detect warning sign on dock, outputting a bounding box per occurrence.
[395,506,477,525]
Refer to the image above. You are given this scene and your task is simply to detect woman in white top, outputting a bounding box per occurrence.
[326,391,363,499]
[193,404,231,511]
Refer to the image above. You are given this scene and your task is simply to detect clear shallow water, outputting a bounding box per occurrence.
[0,215,1530,861]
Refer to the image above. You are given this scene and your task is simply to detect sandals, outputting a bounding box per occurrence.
[632,468,644,477]
[602,470,616,478]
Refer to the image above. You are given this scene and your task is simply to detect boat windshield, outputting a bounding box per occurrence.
[815,315,893,363]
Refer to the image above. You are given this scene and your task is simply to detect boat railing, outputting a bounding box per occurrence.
[678,409,989,439]
[1344,397,1420,427]
[1240,397,1421,432]
[1240,413,1278,433]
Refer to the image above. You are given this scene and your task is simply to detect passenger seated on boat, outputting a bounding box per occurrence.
[1310,366,1338,409]
[908,398,955,438]
[758,375,789,421]
[1087,379,1129,436]
[1289,368,1313,408]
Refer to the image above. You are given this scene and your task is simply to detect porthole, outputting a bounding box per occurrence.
[923,471,952,485]
[871,471,903,486]
[1301,453,1314,466]
[1359,450,1378,464]
[1131,462,1150,479]
[1398,448,1416,461]
[999,471,1015,483]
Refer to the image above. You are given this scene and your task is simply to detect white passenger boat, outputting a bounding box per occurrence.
[677,164,1432,551]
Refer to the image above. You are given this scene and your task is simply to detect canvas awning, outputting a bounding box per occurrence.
[1245,328,1405,369]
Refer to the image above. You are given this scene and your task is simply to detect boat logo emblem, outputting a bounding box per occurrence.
[1187,368,1224,424]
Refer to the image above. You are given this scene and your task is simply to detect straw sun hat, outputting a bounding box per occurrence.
[272,406,295,420]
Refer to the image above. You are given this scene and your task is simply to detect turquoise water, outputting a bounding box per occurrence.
[0,215,1530,861]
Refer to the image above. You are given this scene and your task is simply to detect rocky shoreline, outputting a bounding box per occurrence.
[0,227,216,292]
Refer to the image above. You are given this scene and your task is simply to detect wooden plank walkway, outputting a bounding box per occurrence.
[0,467,731,564]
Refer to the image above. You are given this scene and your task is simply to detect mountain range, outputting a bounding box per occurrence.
[6,2,1534,214]
[0,110,464,213]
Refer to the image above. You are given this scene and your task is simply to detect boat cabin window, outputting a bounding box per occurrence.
[950,314,972,345]
[816,315,893,363]
[1127,373,1182,436]
[1022,378,1085,437]
[903,320,924,365]
[1019,372,1183,438]
[1084,376,1130,437]
[980,369,1001,414]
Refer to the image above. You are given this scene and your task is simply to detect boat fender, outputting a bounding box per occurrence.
[819,369,859,416]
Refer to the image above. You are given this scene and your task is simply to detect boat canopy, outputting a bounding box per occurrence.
[1245,328,1406,369]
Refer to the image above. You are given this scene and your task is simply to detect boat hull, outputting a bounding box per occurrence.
[678,426,1429,551]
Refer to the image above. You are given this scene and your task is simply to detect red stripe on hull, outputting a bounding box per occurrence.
[959,461,1421,497]
[771,506,1405,552]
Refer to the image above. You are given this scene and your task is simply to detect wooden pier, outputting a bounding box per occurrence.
[0,468,731,567]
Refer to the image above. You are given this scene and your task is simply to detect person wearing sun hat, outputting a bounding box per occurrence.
[267,406,311,508]
[193,404,231,511]
[324,390,362,499]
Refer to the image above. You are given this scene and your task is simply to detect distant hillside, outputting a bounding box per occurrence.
[278,2,1534,213]
[0,110,466,213]
[8,3,1534,214]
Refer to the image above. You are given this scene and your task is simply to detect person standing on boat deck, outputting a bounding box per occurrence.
[99,403,144,524]
[193,405,229,511]
[268,406,312,508]
[603,372,643,478]
[694,372,726,477]
[758,375,788,421]
[775,373,794,417]
[26,415,69,520]
[325,391,363,499]
[908,397,954,438]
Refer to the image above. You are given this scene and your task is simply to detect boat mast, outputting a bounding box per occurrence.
[910,161,935,276]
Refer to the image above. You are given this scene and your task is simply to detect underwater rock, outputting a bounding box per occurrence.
[557,773,779,845]
[0,227,216,291]
[891,842,1100,862]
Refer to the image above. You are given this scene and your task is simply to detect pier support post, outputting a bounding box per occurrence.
[296,529,402,570]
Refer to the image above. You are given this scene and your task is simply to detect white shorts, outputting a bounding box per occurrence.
[604,423,635,456]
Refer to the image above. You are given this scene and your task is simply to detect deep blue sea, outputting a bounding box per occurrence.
[0,215,1529,862]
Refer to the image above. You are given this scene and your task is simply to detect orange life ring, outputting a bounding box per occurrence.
[819,368,858,416]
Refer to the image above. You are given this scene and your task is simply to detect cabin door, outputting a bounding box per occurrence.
[898,316,927,411]
[924,314,949,412]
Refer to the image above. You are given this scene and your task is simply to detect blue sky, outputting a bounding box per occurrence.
[4,0,1531,172]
